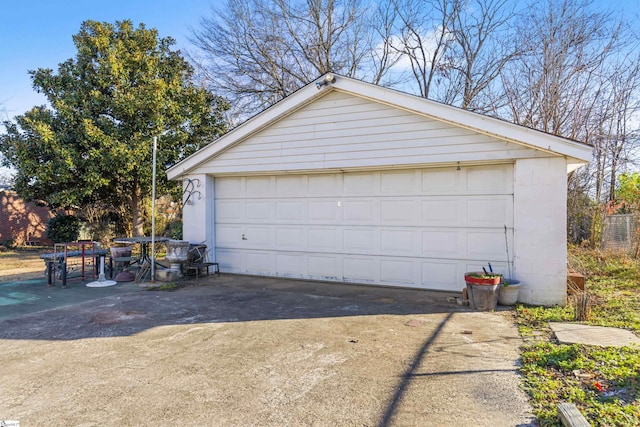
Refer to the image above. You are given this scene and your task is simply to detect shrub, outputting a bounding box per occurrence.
[46,213,82,243]
[165,220,183,240]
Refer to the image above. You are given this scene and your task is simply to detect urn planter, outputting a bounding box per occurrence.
[165,240,191,278]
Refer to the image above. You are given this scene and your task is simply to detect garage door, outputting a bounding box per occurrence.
[214,165,513,291]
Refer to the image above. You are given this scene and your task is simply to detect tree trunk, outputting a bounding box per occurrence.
[131,181,145,237]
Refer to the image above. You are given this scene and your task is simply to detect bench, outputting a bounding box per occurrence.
[184,262,219,279]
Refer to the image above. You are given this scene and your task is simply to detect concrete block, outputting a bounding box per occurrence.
[550,322,640,347]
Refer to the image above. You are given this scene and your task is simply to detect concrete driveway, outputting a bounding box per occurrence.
[0,275,535,426]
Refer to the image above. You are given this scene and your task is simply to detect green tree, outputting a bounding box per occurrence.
[0,20,228,236]
[616,172,640,212]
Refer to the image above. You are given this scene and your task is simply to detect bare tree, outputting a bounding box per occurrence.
[389,0,517,111]
[592,52,640,203]
[500,0,622,139]
[446,0,519,112]
[500,0,640,245]
[389,0,457,99]
[190,0,398,120]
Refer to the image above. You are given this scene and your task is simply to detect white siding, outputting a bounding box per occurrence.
[194,91,548,175]
[514,158,568,306]
[215,165,514,291]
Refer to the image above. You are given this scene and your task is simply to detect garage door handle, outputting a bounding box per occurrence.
[242,234,247,240]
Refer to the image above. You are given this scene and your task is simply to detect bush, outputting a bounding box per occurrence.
[46,213,82,243]
[165,220,183,240]
[0,238,15,250]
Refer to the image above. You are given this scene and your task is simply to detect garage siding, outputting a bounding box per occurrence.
[215,165,514,291]
[197,91,546,175]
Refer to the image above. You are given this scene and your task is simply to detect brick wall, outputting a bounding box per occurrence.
[0,190,54,246]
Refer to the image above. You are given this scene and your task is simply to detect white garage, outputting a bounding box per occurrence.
[168,74,592,306]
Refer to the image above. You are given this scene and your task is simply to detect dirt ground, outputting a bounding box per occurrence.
[0,257,535,426]
[0,250,49,282]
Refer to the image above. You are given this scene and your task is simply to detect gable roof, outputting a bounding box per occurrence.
[167,74,592,180]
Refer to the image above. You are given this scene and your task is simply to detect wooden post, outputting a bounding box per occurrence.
[558,402,590,427]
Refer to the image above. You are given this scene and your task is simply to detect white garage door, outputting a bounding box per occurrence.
[214,165,513,291]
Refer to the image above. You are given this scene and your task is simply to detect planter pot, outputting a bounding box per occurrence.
[465,283,499,311]
[498,279,521,306]
[165,240,191,263]
[464,272,502,285]
[464,272,501,311]
[165,240,191,276]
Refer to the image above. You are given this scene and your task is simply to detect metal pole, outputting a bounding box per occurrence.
[151,135,157,283]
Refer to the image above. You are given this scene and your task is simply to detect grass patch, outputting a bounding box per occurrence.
[146,282,182,291]
[0,249,50,271]
[516,247,640,426]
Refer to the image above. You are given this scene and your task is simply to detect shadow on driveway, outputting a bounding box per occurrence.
[0,274,466,341]
[0,274,535,426]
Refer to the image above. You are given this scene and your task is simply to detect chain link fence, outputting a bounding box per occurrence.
[601,214,640,252]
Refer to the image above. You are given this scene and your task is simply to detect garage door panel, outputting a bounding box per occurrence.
[422,230,460,257]
[308,201,340,221]
[216,225,244,247]
[246,252,273,274]
[343,200,376,222]
[308,255,339,279]
[381,230,415,254]
[246,176,273,197]
[276,201,304,221]
[467,231,511,260]
[466,167,513,193]
[216,176,243,198]
[422,199,460,225]
[246,202,271,220]
[276,175,305,195]
[381,199,417,224]
[245,226,272,248]
[380,259,415,284]
[343,229,377,252]
[309,228,339,251]
[465,261,509,277]
[381,170,416,194]
[343,257,377,282]
[421,261,459,290]
[466,197,512,227]
[344,173,377,194]
[276,253,307,276]
[216,201,245,221]
[217,249,244,273]
[276,227,307,249]
[215,165,513,292]
[309,174,339,196]
[422,169,459,193]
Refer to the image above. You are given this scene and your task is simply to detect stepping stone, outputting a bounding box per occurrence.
[550,322,640,347]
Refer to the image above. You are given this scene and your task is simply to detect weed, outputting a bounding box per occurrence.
[147,282,181,291]
[517,247,640,426]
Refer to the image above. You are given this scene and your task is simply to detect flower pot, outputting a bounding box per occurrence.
[464,272,502,285]
[465,283,500,311]
[464,272,502,311]
[498,279,521,306]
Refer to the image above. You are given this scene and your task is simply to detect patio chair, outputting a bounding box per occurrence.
[184,244,219,279]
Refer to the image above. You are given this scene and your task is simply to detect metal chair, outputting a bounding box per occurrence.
[185,244,219,279]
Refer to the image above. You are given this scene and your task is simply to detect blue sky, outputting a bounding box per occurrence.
[0,0,219,120]
[1,0,639,121]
